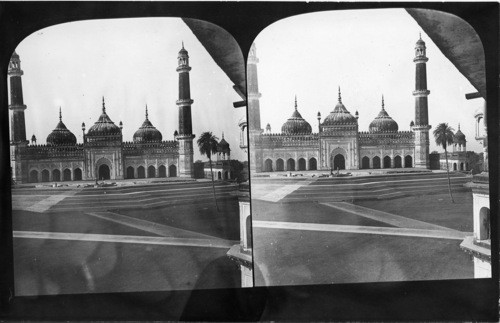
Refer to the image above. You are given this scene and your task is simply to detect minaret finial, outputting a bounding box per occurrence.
[381,95,385,109]
[59,106,62,121]
[182,41,184,49]
[145,104,148,120]
[222,131,224,139]
[419,32,422,40]
[294,95,298,110]
[102,96,106,113]
[338,86,342,103]
[458,123,460,130]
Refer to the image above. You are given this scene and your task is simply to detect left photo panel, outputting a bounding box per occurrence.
[8,17,252,296]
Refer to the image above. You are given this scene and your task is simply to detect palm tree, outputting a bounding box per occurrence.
[433,123,455,203]
[197,132,220,211]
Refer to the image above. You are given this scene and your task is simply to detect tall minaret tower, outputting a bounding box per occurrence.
[247,43,263,174]
[9,51,29,183]
[412,34,431,168]
[176,43,195,177]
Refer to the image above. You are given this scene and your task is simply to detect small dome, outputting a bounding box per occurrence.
[454,124,466,143]
[217,133,230,153]
[133,106,163,143]
[369,96,398,133]
[322,88,358,126]
[281,96,312,135]
[179,42,188,55]
[46,109,77,146]
[87,98,121,136]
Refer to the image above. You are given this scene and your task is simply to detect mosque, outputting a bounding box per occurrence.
[248,36,448,173]
[9,45,196,183]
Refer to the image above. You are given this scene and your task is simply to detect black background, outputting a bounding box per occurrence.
[0,2,498,321]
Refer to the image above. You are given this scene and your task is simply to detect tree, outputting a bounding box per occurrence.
[197,132,219,211]
[433,123,455,203]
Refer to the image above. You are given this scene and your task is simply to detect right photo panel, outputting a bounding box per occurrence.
[248,8,491,287]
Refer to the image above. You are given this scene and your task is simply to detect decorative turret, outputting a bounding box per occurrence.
[217,132,231,160]
[453,123,467,152]
[265,123,271,134]
[31,134,36,145]
[369,95,399,133]
[8,51,28,144]
[176,43,195,177]
[133,105,163,143]
[46,107,77,146]
[412,34,432,168]
[322,87,358,126]
[281,96,312,135]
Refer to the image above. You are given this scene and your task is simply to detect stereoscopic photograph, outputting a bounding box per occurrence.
[8,17,250,296]
[248,8,491,287]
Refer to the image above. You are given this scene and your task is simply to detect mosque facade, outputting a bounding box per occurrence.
[9,46,195,183]
[248,36,435,173]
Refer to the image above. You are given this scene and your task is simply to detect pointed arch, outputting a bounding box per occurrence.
[168,164,177,177]
[52,169,61,182]
[309,157,317,170]
[372,156,381,169]
[159,165,167,177]
[29,170,39,183]
[148,165,156,178]
[298,158,306,171]
[63,168,71,181]
[276,159,284,171]
[74,168,82,181]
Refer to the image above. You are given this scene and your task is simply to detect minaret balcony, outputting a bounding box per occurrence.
[412,124,432,131]
[412,89,430,96]
[8,104,27,111]
[413,56,429,63]
[176,99,194,106]
[176,65,192,73]
[8,69,23,77]
[248,92,262,100]
[175,133,195,140]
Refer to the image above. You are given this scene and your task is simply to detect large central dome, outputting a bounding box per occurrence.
[281,97,312,135]
[87,98,121,136]
[369,96,399,133]
[322,88,358,126]
[133,106,163,142]
[46,108,77,146]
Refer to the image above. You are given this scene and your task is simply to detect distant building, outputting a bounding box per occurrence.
[9,46,196,183]
[202,133,232,180]
[438,124,469,171]
[248,36,433,174]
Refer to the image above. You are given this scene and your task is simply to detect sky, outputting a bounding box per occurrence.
[252,8,484,153]
[11,18,246,161]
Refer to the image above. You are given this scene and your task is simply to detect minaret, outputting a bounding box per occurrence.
[9,51,29,183]
[412,34,432,168]
[248,43,263,174]
[9,51,28,144]
[176,43,195,177]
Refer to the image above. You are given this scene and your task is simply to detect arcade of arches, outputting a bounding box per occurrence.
[262,155,413,172]
[125,164,177,179]
[29,167,84,183]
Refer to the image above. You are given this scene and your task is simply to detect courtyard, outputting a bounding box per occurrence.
[11,180,242,296]
[251,171,475,286]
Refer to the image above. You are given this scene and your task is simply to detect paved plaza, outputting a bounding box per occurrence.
[11,180,242,296]
[251,172,475,286]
